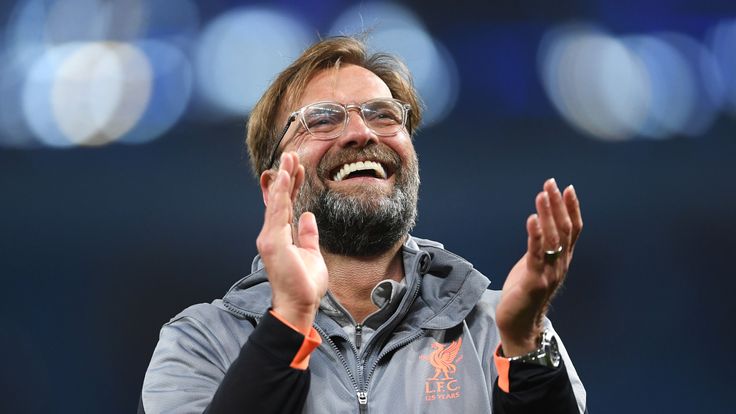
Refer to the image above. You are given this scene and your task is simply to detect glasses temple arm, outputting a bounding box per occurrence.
[267,113,298,169]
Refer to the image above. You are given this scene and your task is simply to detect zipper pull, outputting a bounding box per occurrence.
[355,324,363,350]
[357,391,368,413]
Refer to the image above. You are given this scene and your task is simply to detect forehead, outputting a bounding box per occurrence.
[297,64,393,108]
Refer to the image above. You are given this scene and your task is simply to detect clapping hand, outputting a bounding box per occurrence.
[496,178,583,357]
[257,152,329,333]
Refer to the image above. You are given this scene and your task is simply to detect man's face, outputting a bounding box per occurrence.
[278,64,419,256]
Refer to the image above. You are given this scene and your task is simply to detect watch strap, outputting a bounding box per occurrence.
[494,329,561,392]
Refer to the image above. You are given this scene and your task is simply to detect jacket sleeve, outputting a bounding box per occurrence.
[483,312,587,413]
[140,310,318,414]
[492,359,582,414]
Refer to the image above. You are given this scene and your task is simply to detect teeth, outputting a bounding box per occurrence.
[333,161,387,182]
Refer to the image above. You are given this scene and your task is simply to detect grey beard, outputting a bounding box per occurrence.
[293,157,419,257]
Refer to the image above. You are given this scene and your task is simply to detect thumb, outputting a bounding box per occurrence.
[297,212,320,251]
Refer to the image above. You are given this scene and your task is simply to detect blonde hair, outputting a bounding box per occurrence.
[246,36,423,178]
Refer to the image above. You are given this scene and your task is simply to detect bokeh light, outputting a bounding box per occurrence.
[0,48,41,148]
[51,42,152,146]
[649,33,724,137]
[1,0,199,148]
[44,0,147,43]
[6,0,50,54]
[329,2,459,127]
[194,7,312,117]
[22,42,155,147]
[23,43,80,148]
[2,1,734,149]
[539,24,725,141]
[539,25,649,141]
[708,19,736,116]
[140,0,200,50]
[624,35,697,139]
[118,40,193,145]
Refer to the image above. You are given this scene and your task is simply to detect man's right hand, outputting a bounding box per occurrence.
[256,152,329,333]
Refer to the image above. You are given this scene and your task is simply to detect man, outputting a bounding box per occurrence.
[141,36,587,413]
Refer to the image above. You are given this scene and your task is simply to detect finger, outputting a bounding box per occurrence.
[291,164,305,203]
[265,153,295,227]
[526,214,544,271]
[283,152,304,204]
[281,152,298,202]
[265,168,292,226]
[563,185,583,250]
[536,191,560,252]
[287,152,299,182]
[297,211,320,251]
[280,151,294,176]
[258,168,293,254]
[544,178,573,250]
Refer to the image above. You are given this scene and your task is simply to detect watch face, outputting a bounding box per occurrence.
[548,335,561,367]
[506,329,561,368]
[539,329,561,368]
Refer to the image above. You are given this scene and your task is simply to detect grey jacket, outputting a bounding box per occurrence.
[142,236,587,413]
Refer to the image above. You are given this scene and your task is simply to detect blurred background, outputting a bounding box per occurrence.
[1,0,734,412]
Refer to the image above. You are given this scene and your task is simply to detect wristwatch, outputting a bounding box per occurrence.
[505,328,560,368]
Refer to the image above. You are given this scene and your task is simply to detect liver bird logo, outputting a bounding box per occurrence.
[420,338,463,380]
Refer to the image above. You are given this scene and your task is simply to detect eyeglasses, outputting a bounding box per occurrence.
[267,98,411,169]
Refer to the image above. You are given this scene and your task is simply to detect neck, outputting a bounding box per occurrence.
[322,237,406,323]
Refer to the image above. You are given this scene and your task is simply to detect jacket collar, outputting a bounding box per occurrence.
[221,236,490,329]
[402,237,490,330]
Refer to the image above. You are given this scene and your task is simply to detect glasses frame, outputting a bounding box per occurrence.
[266,98,411,169]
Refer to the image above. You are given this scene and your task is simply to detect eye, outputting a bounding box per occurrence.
[364,103,402,125]
[304,105,344,132]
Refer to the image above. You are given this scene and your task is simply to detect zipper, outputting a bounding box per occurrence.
[224,300,371,411]
[367,329,425,388]
[359,255,426,403]
[355,324,363,350]
[223,250,430,413]
[357,391,368,413]
[363,261,424,388]
[313,324,369,413]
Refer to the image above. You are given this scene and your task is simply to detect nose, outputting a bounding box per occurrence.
[335,109,378,149]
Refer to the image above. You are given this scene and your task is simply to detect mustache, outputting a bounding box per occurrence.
[316,144,402,179]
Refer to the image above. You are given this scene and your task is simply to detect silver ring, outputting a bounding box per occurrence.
[544,245,563,262]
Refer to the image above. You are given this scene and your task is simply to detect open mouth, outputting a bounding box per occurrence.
[331,160,389,182]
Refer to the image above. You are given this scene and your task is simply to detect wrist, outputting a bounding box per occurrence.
[271,302,318,334]
[499,328,542,357]
[493,328,561,393]
[498,329,561,367]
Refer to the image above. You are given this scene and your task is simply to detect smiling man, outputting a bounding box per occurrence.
[140,36,587,414]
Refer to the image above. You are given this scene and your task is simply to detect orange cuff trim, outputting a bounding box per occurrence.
[289,325,321,370]
[269,310,322,370]
[494,343,511,393]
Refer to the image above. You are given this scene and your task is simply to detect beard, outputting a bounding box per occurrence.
[293,144,419,257]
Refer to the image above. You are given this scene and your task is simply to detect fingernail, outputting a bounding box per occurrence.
[568,184,576,197]
[542,192,550,206]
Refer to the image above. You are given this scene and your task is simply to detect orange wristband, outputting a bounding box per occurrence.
[269,309,322,370]
[493,343,511,393]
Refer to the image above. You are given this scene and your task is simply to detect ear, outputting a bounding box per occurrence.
[259,169,277,207]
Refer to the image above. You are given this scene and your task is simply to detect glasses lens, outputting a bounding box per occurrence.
[303,103,345,138]
[362,100,404,134]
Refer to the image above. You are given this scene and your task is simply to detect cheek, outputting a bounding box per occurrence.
[291,140,332,170]
[385,135,416,162]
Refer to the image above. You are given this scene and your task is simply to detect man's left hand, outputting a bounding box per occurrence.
[496,178,583,357]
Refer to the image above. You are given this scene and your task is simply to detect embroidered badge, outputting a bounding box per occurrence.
[419,337,463,401]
